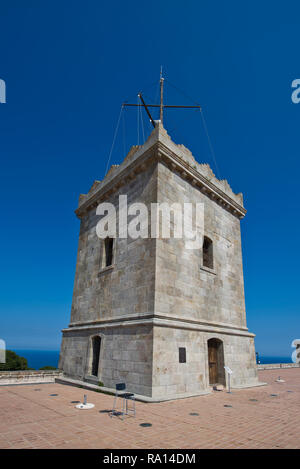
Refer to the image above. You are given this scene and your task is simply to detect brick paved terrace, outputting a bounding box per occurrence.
[0,368,300,449]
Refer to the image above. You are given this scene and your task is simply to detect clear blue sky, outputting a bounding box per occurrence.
[0,1,299,356]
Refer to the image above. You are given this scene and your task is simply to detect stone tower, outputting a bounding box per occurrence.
[59,123,260,400]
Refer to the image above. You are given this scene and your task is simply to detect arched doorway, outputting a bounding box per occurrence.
[91,336,101,377]
[207,338,225,386]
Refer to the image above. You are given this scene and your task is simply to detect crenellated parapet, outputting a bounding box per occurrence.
[76,123,246,219]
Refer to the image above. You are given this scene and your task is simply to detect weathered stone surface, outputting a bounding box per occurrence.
[0,370,62,385]
[59,123,260,398]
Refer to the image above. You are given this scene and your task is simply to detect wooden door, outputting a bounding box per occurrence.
[208,340,218,384]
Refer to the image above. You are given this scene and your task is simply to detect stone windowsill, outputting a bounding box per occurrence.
[98,264,115,277]
[200,265,216,275]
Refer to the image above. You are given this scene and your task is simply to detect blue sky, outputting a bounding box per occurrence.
[0,1,299,356]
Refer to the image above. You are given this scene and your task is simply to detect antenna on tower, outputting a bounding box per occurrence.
[122,72,201,129]
[160,66,164,124]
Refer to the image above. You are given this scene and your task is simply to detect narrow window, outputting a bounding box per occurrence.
[203,236,213,269]
[91,336,101,377]
[179,347,186,363]
[104,237,114,267]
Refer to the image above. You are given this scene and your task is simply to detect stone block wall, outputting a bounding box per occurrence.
[0,370,62,386]
[152,326,208,398]
[257,363,300,370]
[59,330,89,380]
[151,326,258,398]
[60,324,153,396]
[155,161,247,329]
[69,162,157,326]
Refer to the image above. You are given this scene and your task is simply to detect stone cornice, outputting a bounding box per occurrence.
[64,312,254,338]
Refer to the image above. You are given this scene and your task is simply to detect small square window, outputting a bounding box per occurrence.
[179,347,186,363]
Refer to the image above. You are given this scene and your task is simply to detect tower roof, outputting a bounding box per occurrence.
[76,123,246,219]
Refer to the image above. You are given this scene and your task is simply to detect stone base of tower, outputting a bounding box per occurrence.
[59,320,263,400]
[151,324,262,399]
[59,324,154,397]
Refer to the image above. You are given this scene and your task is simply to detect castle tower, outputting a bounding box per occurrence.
[59,123,260,400]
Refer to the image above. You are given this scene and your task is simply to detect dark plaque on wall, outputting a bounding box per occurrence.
[179,347,186,363]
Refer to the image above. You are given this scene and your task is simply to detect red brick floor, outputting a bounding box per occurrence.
[0,369,300,449]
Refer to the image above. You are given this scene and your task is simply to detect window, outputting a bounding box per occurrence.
[91,336,101,377]
[202,236,213,269]
[179,347,186,363]
[104,237,114,267]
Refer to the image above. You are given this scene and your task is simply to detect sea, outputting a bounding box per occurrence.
[13,349,60,370]
[11,349,293,370]
[257,356,292,364]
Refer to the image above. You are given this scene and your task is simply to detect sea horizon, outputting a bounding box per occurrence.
[8,349,293,370]
[12,349,60,370]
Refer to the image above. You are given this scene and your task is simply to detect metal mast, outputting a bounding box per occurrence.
[160,66,164,124]
[123,70,201,129]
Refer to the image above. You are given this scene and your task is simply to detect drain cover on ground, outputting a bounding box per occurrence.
[71,401,81,404]
[49,394,58,396]
[224,404,232,408]
[189,412,199,416]
[287,391,293,393]
[140,423,152,427]
[270,394,278,397]
[249,399,258,402]
[34,389,41,391]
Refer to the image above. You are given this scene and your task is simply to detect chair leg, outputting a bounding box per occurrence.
[122,396,125,421]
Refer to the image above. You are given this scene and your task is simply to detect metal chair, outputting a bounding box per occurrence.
[110,383,136,420]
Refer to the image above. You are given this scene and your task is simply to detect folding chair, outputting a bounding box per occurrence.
[110,383,136,420]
